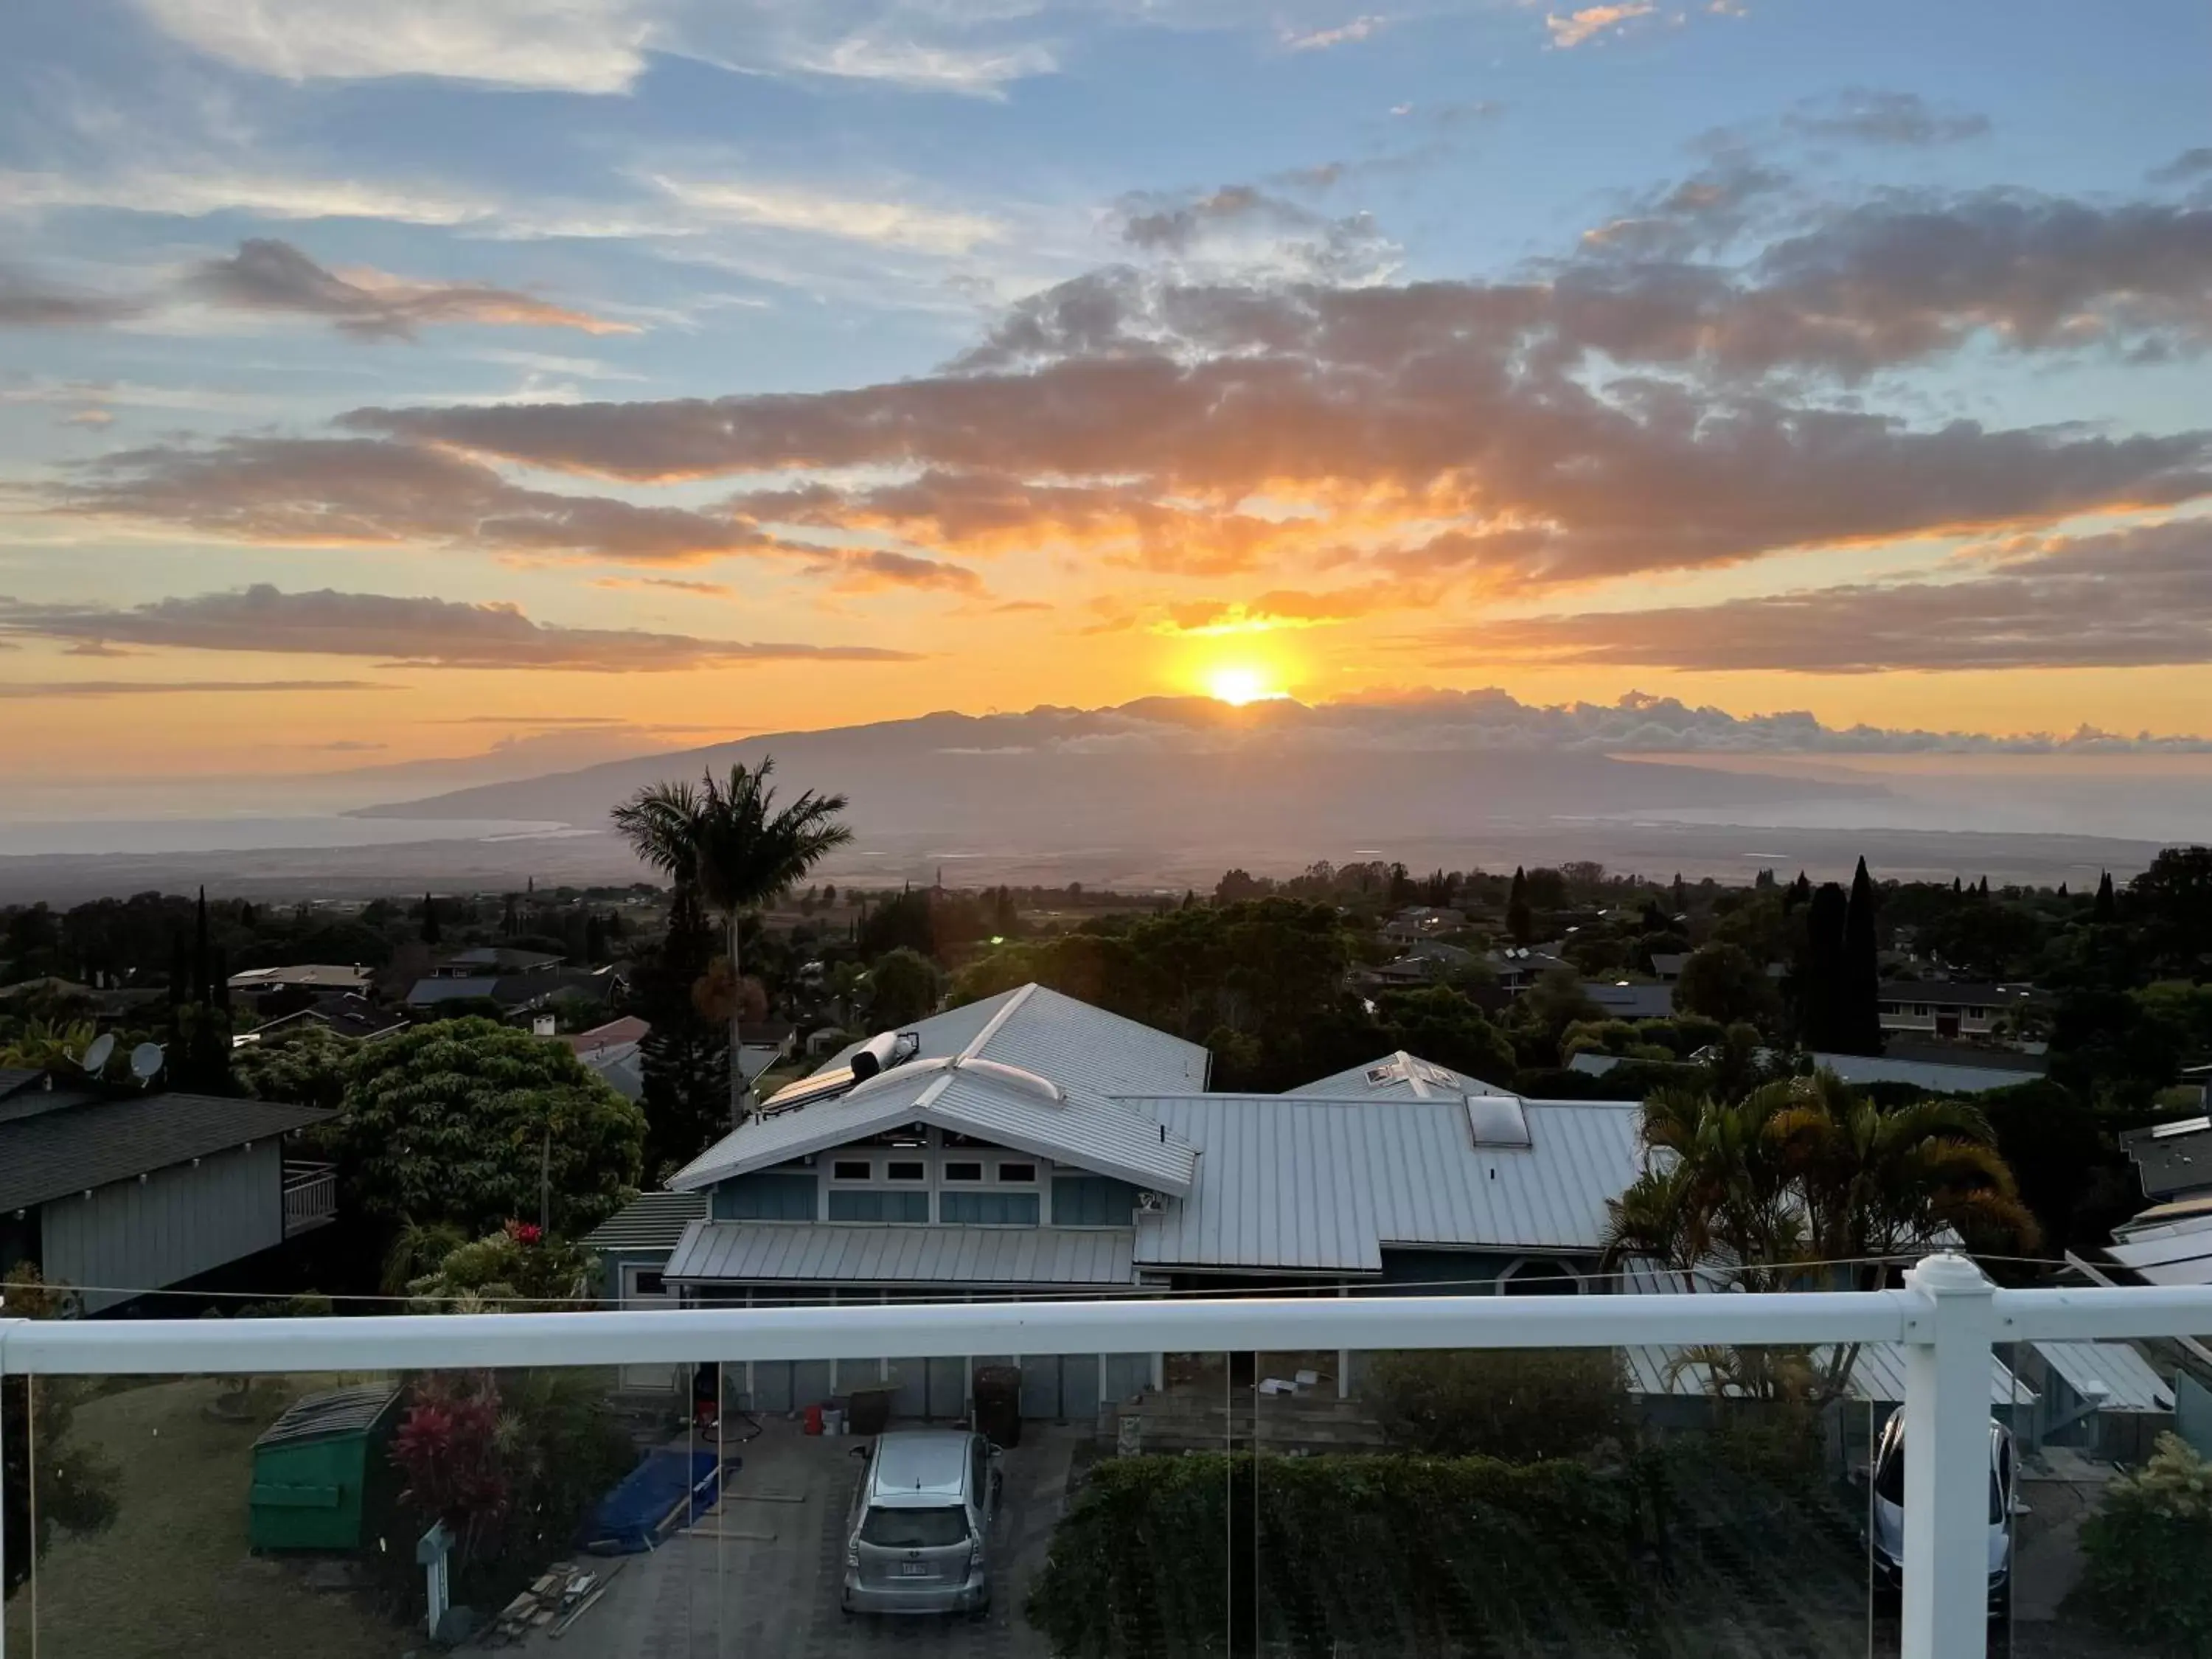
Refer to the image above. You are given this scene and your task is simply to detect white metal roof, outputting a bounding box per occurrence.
[2029,1340,2173,1413]
[1126,1095,1646,1271]
[804,984,1208,1094]
[1808,1053,2034,1095]
[669,985,1203,1195]
[1623,1341,2030,1407]
[663,1221,1135,1286]
[2107,1213,2212,1285]
[1286,1052,1516,1102]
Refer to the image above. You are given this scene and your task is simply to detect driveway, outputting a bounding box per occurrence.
[532,1419,1077,1659]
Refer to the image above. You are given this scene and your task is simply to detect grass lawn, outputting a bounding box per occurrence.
[4,1377,411,1659]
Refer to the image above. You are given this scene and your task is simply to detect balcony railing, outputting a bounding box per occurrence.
[4,1253,2208,1659]
[278,1160,336,1236]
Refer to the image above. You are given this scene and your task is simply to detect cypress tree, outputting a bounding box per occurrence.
[1839,857,1884,1056]
[1506,866,1533,945]
[420,893,441,945]
[2093,870,2116,924]
[1801,883,1848,1050]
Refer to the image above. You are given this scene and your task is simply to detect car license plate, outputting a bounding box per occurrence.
[899,1562,931,1577]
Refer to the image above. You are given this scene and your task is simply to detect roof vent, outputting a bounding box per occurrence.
[1467,1094,1531,1150]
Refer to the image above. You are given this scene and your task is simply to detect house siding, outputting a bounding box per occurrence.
[1053,1175,1139,1226]
[712,1172,818,1220]
[41,1141,283,1313]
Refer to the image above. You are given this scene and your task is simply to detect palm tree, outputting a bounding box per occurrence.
[613,759,852,1121]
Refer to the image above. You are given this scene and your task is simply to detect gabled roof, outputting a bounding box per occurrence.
[671,984,1205,1196]
[669,1057,1198,1194]
[1125,1093,1645,1271]
[0,1088,335,1213]
[1286,1052,1514,1102]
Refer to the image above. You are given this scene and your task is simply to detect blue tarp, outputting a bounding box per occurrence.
[580,1448,728,1555]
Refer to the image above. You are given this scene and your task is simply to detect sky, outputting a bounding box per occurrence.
[2,0,2210,817]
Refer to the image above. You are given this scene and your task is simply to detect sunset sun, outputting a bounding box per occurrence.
[1205,664,1286,706]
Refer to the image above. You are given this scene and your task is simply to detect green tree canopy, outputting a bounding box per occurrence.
[231,1022,358,1111]
[866,946,942,1029]
[334,1017,644,1239]
[1672,941,1779,1031]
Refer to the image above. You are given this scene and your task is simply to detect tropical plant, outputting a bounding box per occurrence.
[2076,1432,2212,1655]
[0,1016,97,1068]
[611,758,852,1119]
[1366,1348,1627,1461]
[231,1021,358,1110]
[1609,1072,2034,1284]
[407,1221,598,1311]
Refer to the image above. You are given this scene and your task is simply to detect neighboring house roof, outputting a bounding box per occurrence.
[406,967,614,1009]
[1808,1052,2039,1095]
[2104,1211,2212,1285]
[580,1190,709,1253]
[442,947,564,972]
[0,1068,41,1100]
[1581,981,1674,1019]
[1126,1094,1646,1272]
[229,964,372,992]
[579,1041,645,1102]
[740,1020,797,1048]
[664,1221,1135,1286]
[2030,1340,2173,1413]
[1649,953,1690,978]
[563,1015,650,1054]
[0,977,94,1001]
[241,998,407,1044]
[2124,1116,2212,1202]
[0,1088,334,1213]
[1287,1051,1514,1102]
[1877,981,2042,1009]
[1622,1340,2030,1407]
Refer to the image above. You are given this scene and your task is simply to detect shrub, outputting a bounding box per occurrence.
[1025,1452,1646,1659]
[1366,1347,1629,1461]
[2076,1432,2212,1655]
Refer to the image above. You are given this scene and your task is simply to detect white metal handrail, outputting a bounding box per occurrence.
[6,1256,2212,1659]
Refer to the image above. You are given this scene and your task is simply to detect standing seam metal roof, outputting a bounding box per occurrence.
[1127,1095,1646,1270]
[663,1220,1135,1284]
[2030,1340,2173,1412]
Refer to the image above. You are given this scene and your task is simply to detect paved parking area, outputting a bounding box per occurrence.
[533,1420,1078,1659]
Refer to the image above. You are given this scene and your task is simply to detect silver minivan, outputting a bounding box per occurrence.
[1865,1413,2017,1617]
[841,1430,1003,1616]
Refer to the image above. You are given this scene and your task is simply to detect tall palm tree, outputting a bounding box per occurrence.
[613,759,852,1122]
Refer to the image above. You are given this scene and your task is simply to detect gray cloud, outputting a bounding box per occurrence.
[0,268,141,328]
[2149,148,2212,185]
[0,585,922,672]
[183,239,633,340]
[58,437,779,566]
[1784,89,1990,147]
[1436,519,2212,673]
[0,678,389,698]
[1116,184,1391,280]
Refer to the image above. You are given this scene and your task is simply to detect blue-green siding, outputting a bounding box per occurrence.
[827,1189,931,1223]
[712,1172,818,1221]
[1052,1175,1138,1225]
[939,1191,1040,1225]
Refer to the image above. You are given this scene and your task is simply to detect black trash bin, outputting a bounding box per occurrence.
[847,1383,895,1437]
[972,1365,1022,1448]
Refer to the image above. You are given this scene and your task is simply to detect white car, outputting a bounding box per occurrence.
[1865,1413,2016,1618]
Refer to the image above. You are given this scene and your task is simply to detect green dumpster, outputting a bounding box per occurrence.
[248,1385,402,1552]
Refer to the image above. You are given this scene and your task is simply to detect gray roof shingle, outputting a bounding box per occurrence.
[0,1089,335,1213]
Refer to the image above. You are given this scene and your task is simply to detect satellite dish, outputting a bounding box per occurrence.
[82,1033,116,1074]
[129,1042,165,1083]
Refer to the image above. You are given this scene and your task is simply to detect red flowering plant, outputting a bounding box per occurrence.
[392,1372,509,1552]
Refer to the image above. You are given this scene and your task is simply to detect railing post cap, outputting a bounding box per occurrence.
[1905,1251,1992,1294]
